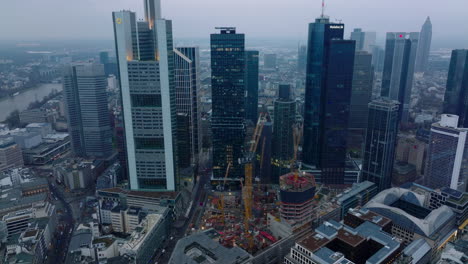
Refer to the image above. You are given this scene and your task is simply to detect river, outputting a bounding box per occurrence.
[0,83,62,121]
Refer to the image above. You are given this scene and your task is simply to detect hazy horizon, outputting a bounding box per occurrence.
[1,0,468,49]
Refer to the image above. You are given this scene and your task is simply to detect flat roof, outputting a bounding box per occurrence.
[100,187,179,199]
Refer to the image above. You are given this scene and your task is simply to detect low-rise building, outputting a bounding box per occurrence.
[336,181,378,219]
[0,138,23,172]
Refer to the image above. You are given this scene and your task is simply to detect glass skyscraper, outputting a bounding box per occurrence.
[443,49,468,128]
[211,27,246,182]
[302,15,356,185]
[361,99,400,191]
[112,0,178,191]
[245,50,259,124]
[174,47,201,166]
[271,85,296,184]
[415,17,432,73]
[63,64,113,159]
[349,51,374,130]
[381,32,419,125]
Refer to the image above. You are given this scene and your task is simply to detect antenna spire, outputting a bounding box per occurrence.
[321,0,325,18]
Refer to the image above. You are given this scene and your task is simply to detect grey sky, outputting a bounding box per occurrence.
[1,0,467,47]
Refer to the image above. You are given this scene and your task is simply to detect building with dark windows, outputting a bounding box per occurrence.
[245,50,259,124]
[415,17,432,73]
[302,15,356,185]
[362,99,399,191]
[349,51,374,130]
[176,113,191,169]
[297,44,307,73]
[99,51,119,77]
[174,47,201,166]
[210,27,246,183]
[63,64,113,159]
[257,121,272,184]
[425,114,468,191]
[371,45,385,72]
[443,49,468,128]
[381,32,419,125]
[264,53,277,69]
[272,85,296,184]
[112,1,178,191]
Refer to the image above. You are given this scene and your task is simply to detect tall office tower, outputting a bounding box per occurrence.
[264,54,277,69]
[362,99,400,191]
[297,44,307,73]
[415,17,432,73]
[99,51,119,77]
[174,47,201,166]
[245,50,259,124]
[371,45,385,72]
[302,15,356,185]
[350,28,376,53]
[176,113,191,169]
[349,51,374,129]
[63,64,113,159]
[443,50,468,128]
[211,27,246,181]
[257,121,272,183]
[381,32,419,124]
[272,85,296,184]
[113,0,178,191]
[425,114,468,191]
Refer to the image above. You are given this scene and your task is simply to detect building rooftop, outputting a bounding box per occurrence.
[347,208,392,228]
[337,181,376,204]
[169,228,251,264]
[99,187,179,200]
[68,229,93,253]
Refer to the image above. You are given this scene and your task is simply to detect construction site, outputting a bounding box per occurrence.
[197,113,343,255]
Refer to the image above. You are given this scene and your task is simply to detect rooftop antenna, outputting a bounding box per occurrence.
[321,0,325,18]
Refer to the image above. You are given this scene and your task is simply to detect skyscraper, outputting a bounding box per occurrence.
[245,50,259,124]
[381,32,419,124]
[443,49,468,128]
[63,64,113,158]
[174,47,201,166]
[362,99,400,191]
[112,0,178,191]
[349,51,374,130]
[350,28,376,53]
[297,44,307,73]
[272,85,296,184]
[415,17,432,73]
[425,114,468,191]
[302,15,356,185]
[211,27,246,182]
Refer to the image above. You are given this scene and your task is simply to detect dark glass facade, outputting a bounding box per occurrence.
[443,50,468,128]
[272,85,296,184]
[211,28,246,180]
[303,17,356,185]
[349,51,374,130]
[245,50,259,123]
[362,99,399,191]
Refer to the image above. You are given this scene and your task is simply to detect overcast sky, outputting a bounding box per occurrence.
[1,0,467,47]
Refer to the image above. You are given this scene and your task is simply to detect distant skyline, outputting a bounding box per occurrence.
[1,0,468,48]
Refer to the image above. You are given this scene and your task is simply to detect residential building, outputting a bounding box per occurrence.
[302,14,356,185]
[415,17,432,73]
[381,32,419,124]
[113,1,178,191]
[63,64,113,158]
[425,114,468,191]
[210,27,246,183]
[443,49,468,128]
[362,99,400,191]
[271,85,296,183]
[245,50,259,124]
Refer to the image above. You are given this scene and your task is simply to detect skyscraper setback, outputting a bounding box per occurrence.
[415,17,432,73]
[302,15,356,185]
[381,32,419,124]
[211,27,246,182]
[112,0,178,191]
[443,49,468,128]
[63,64,113,159]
